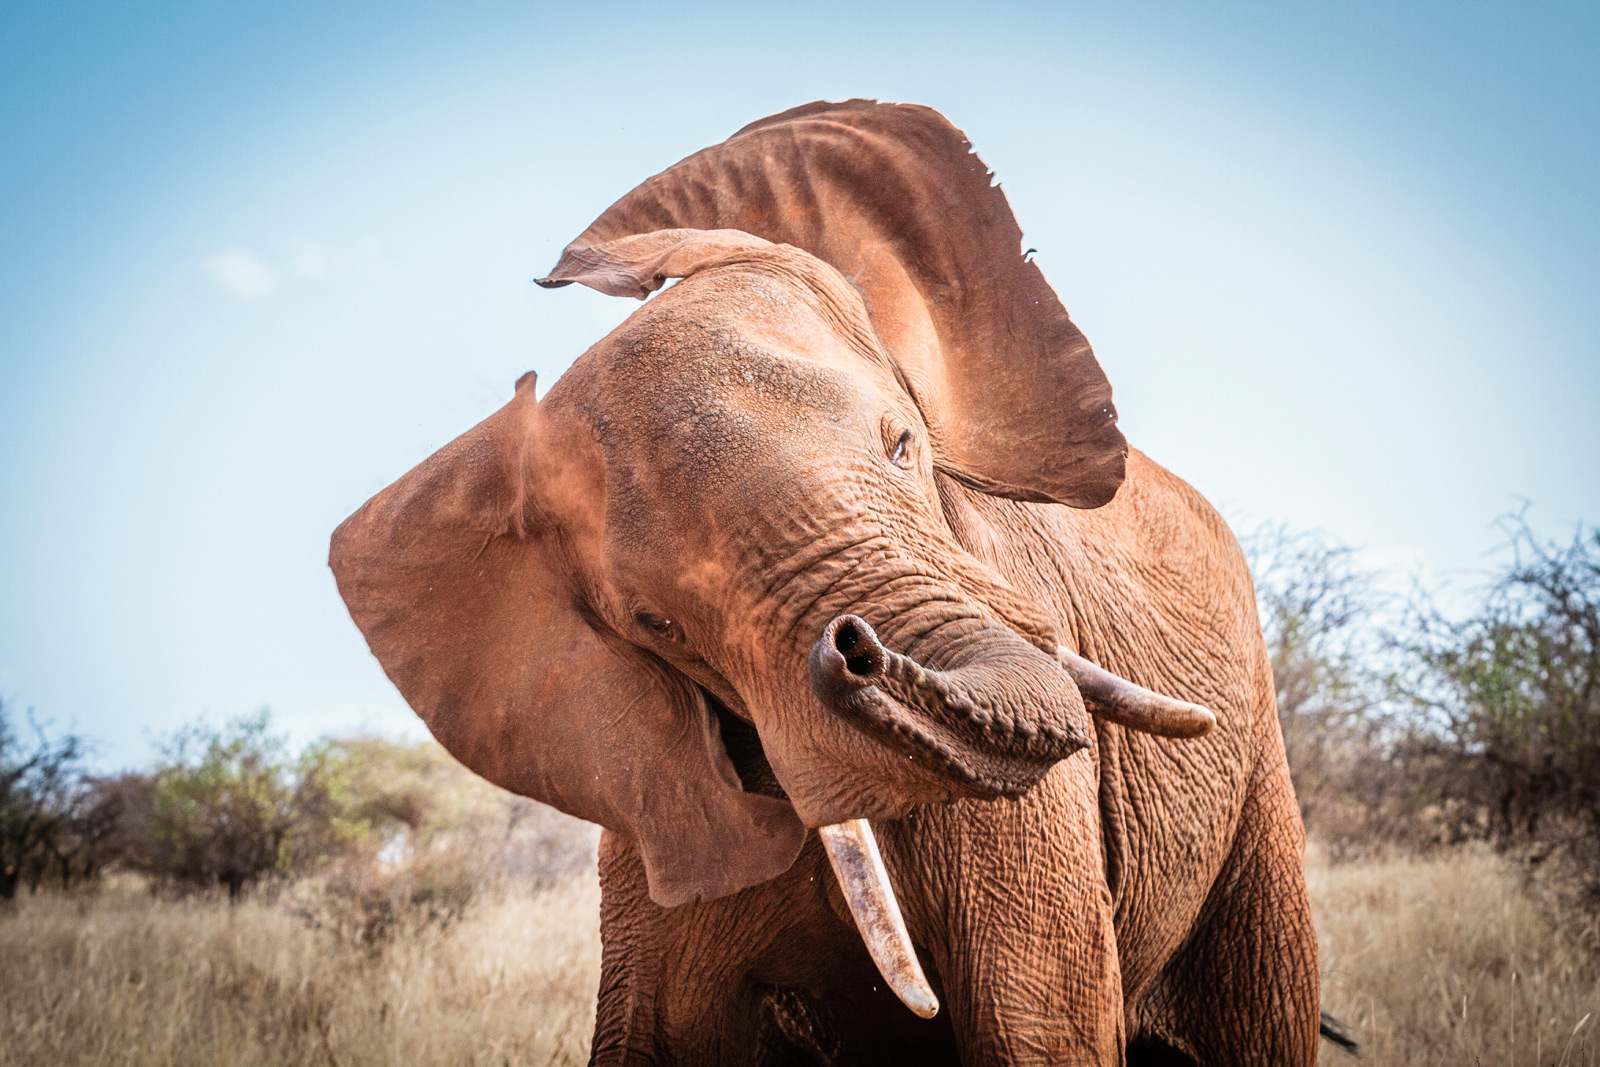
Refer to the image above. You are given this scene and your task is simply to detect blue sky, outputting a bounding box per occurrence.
[2,1,1596,767]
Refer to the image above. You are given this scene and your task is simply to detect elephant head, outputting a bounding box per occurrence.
[330,101,1212,1015]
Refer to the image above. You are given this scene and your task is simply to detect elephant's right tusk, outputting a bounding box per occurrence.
[1055,646,1218,739]
[817,820,940,1019]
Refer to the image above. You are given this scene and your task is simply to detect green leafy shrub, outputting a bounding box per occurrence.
[139,711,362,896]
[1397,520,1600,917]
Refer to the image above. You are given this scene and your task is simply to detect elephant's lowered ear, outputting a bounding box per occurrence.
[329,381,805,907]
[538,99,1128,509]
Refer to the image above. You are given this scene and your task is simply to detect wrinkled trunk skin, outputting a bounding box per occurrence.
[880,757,1124,1065]
[808,614,1092,798]
[586,453,1320,1066]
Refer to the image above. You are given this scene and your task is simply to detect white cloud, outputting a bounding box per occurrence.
[201,247,278,298]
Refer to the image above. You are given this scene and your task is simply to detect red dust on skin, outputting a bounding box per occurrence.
[331,100,1322,1064]
[530,242,1100,827]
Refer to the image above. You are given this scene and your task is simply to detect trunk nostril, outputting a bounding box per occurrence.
[834,621,878,676]
[835,621,861,654]
[811,613,1093,784]
[814,615,885,689]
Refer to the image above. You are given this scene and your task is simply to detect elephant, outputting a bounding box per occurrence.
[330,100,1322,1065]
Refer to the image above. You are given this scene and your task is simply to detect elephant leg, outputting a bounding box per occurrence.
[593,830,954,1066]
[1134,760,1320,1067]
[881,755,1125,1066]
[590,830,795,1066]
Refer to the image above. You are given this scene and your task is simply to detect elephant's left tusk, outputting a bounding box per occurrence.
[1055,646,1218,739]
[817,820,940,1019]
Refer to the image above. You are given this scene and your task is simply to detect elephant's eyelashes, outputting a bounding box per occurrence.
[634,610,680,640]
[889,429,913,469]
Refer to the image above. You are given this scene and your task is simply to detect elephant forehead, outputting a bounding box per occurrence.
[534,266,897,546]
[615,353,865,515]
[669,349,857,445]
[586,311,872,462]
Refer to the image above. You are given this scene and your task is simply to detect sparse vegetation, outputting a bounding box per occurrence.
[1254,517,1600,918]
[135,710,349,897]
[0,720,603,1067]
[0,705,97,898]
[2,515,1597,1064]
[1245,523,1404,852]
[1312,844,1598,1066]
[3,844,1593,1066]
[1397,519,1600,926]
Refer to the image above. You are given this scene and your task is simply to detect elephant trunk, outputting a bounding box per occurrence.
[808,614,1093,797]
[808,618,1218,1021]
[809,614,1218,797]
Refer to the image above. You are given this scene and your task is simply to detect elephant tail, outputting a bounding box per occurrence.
[1320,1011,1360,1055]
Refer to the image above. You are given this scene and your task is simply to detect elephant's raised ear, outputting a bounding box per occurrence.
[538,99,1127,508]
[329,383,805,906]
[539,227,778,299]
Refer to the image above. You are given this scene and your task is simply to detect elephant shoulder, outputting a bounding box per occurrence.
[1092,449,1271,708]
[1111,449,1250,585]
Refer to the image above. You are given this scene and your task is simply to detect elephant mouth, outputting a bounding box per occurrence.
[703,687,942,1021]
[707,692,791,801]
[701,614,1089,1026]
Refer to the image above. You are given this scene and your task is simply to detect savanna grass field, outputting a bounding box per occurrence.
[5,521,1600,1065]
[4,842,1599,1066]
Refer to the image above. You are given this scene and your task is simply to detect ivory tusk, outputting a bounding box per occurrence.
[1055,645,1218,739]
[817,819,939,1019]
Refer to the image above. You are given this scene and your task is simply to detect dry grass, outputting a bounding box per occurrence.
[4,846,1598,1065]
[1313,844,1600,1066]
[0,874,600,1067]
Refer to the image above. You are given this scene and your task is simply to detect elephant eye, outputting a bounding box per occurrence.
[634,610,679,640]
[889,429,913,469]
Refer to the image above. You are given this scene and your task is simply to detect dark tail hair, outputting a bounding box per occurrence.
[1320,1011,1360,1055]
